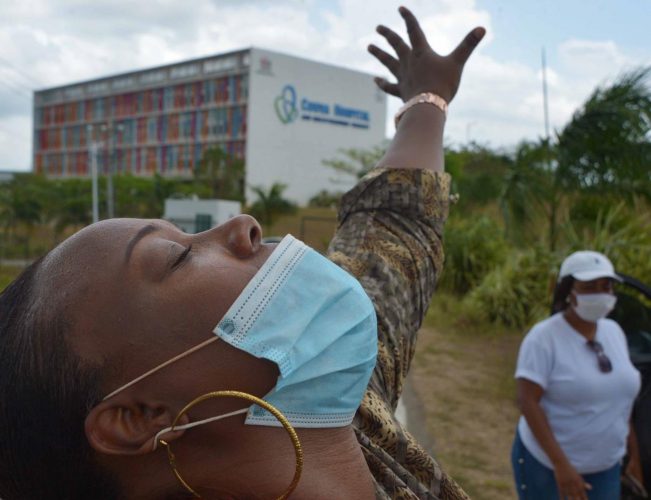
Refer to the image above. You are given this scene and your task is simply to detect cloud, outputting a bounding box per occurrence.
[0,0,648,170]
[0,115,32,169]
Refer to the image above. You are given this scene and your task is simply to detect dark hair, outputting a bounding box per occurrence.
[550,275,575,315]
[0,259,121,499]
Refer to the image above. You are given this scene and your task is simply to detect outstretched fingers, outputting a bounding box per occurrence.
[376,25,410,59]
[373,77,401,98]
[451,27,486,65]
[368,44,400,78]
[399,6,430,53]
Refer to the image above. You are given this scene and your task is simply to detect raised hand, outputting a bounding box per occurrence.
[368,6,485,103]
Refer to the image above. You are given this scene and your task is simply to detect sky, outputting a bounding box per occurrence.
[0,0,649,171]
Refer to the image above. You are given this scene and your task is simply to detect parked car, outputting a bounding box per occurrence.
[611,273,651,499]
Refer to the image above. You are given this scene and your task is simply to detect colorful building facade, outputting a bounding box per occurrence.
[33,48,386,204]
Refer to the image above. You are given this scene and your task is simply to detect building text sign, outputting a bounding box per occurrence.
[274,85,370,129]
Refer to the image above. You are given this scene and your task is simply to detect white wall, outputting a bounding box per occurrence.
[164,198,241,233]
[246,48,386,205]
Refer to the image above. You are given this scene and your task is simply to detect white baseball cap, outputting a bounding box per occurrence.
[558,250,622,282]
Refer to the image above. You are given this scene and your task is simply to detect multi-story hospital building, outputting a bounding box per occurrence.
[33,48,387,204]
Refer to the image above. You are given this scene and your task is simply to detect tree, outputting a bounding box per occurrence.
[248,183,297,231]
[322,143,388,183]
[48,178,93,239]
[501,67,651,250]
[499,140,558,247]
[556,67,651,199]
[195,147,245,202]
[445,143,511,208]
[0,173,51,255]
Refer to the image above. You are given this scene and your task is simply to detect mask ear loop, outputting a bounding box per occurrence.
[157,390,303,500]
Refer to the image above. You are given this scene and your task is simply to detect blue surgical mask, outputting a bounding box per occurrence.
[103,235,378,441]
[215,234,378,427]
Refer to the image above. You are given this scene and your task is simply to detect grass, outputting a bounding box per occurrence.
[410,292,524,499]
[0,266,22,292]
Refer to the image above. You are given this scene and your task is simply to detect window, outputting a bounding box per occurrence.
[64,86,84,99]
[203,57,237,74]
[140,70,167,85]
[87,81,109,95]
[113,77,135,90]
[170,64,199,80]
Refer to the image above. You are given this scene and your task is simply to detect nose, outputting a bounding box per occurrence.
[210,214,263,258]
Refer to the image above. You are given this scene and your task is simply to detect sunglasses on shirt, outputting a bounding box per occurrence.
[586,340,613,373]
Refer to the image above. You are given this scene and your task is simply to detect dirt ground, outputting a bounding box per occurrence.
[407,325,523,500]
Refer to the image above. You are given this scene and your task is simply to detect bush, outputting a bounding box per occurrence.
[466,247,555,330]
[308,190,343,209]
[440,216,508,294]
[563,201,651,283]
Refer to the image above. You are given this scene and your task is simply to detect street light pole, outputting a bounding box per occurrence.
[106,119,115,219]
[87,124,99,223]
[105,120,123,219]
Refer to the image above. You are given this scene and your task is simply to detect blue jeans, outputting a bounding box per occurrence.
[511,431,621,499]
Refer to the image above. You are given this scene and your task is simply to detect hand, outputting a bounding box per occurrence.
[554,461,592,500]
[368,6,485,103]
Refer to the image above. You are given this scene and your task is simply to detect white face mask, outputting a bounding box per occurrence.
[572,292,617,322]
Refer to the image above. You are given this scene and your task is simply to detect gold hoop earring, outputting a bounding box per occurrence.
[158,390,303,499]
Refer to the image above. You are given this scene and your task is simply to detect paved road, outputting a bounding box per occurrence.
[396,374,436,456]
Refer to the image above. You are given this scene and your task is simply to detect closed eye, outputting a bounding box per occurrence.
[171,244,192,269]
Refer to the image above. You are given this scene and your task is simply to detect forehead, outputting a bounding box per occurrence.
[36,218,172,310]
[35,218,172,362]
[45,218,175,269]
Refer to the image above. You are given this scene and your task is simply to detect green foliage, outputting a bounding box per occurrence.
[499,140,555,245]
[467,247,555,329]
[563,201,651,283]
[0,267,21,292]
[195,146,245,201]
[556,67,651,199]
[0,172,205,257]
[446,144,511,208]
[248,183,297,229]
[440,216,508,294]
[322,143,387,182]
[308,190,343,209]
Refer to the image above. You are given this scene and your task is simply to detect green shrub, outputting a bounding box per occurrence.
[308,190,343,209]
[440,216,508,294]
[466,247,555,330]
[562,201,651,283]
[0,267,21,292]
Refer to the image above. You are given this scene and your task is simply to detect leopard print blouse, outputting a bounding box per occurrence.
[327,168,469,500]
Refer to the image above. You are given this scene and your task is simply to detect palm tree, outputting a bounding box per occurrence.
[195,146,245,202]
[556,67,651,199]
[501,67,651,251]
[248,183,297,231]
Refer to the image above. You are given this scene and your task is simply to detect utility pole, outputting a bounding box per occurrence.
[541,47,550,142]
[541,46,556,251]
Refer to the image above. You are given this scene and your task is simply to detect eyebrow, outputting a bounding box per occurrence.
[124,224,159,263]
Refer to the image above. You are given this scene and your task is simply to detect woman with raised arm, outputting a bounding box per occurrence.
[0,7,483,499]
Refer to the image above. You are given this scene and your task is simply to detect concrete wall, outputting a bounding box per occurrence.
[163,198,241,233]
[246,48,386,205]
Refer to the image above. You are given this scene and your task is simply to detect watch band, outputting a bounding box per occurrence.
[394,92,448,127]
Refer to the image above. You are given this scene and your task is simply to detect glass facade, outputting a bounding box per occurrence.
[34,54,249,178]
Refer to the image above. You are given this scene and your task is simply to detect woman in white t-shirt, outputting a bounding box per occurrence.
[512,250,643,500]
